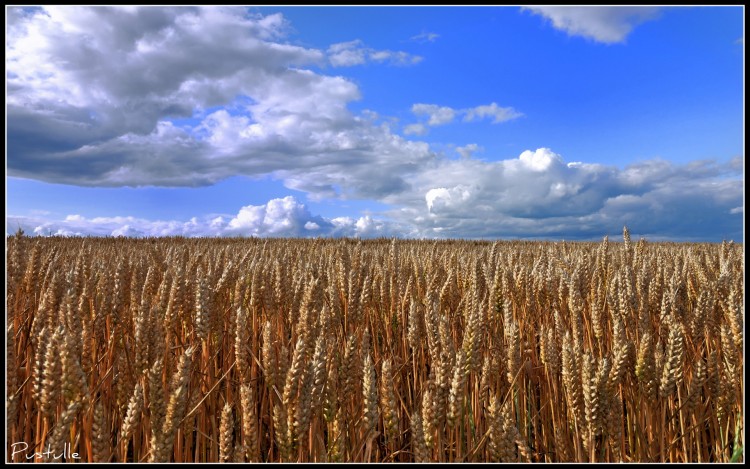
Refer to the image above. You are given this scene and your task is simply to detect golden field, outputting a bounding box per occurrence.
[5,230,744,462]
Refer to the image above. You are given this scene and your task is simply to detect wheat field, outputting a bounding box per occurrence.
[5,229,744,462]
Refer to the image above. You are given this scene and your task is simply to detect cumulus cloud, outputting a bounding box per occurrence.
[518,148,563,172]
[8,196,407,239]
[382,150,743,241]
[226,196,328,236]
[327,39,422,67]
[524,6,661,44]
[408,102,522,134]
[7,6,432,193]
[425,186,472,214]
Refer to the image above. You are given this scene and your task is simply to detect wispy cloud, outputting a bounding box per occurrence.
[411,104,456,126]
[327,39,423,67]
[327,40,368,66]
[407,102,522,134]
[410,31,440,43]
[524,6,661,44]
[463,103,524,124]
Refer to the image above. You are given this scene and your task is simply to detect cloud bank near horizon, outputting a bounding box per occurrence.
[9,149,743,241]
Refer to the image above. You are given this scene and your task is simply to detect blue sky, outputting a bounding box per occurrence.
[6,6,744,240]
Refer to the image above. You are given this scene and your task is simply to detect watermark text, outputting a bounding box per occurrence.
[10,442,81,461]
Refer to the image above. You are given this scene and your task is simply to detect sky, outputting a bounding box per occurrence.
[5,6,745,241]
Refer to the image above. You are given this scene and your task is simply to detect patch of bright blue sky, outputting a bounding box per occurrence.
[6,176,391,222]
[260,6,743,168]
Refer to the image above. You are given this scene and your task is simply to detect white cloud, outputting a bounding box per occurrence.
[518,148,563,172]
[409,102,522,131]
[8,153,742,241]
[210,216,225,229]
[382,150,742,241]
[411,31,440,43]
[456,144,481,159]
[327,39,422,67]
[524,6,661,44]
[112,225,144,237]
[411,104,456,126]
[370,50,423,66]
[425,186,472,214]
[227,196,322,235]
[327,40,367,66]
[403,123,428,136]
[7,7,436,197]
[463,103,524,124]
[9,196,408,239]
